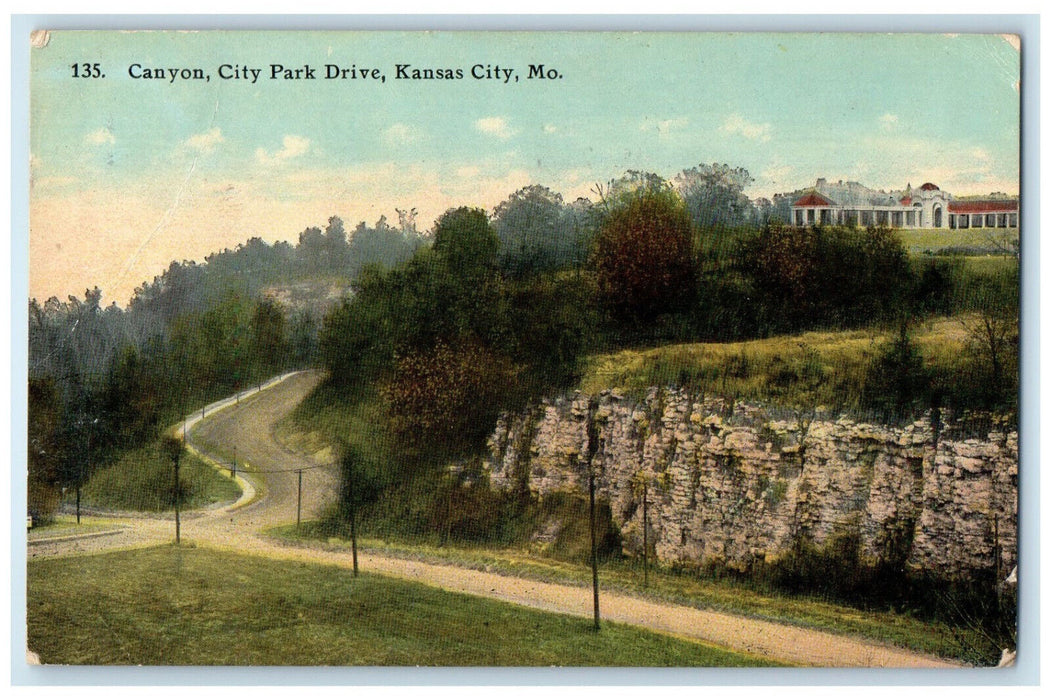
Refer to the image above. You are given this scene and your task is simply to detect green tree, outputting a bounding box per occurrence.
[432,207,499,274]
[251,297,289,375]
[674,163,755,229]
[288,310,319,368]
[505,274,597,395]
[101,345,162,449]
[492,185,590,276]
[738,224,913,332]
[862,322,932,420]
[958,267,1019,412]
[28,376,64,522]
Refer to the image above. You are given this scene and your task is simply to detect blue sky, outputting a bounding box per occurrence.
[30,31,1020,304]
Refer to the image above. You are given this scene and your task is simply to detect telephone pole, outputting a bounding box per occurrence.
[174,451,181,544]
[643,478,649,588]
[296,469,303,530]
[586,397,601,631]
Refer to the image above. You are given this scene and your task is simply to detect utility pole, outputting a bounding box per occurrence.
[163,435,184,544]
[76,424,82,525]
[174,451,181,544]
[296,469,303,530]
[349,462,359,577]
[643,478,649,588]
[344,449,360,577]
[586,397,601,631]
[231,447,237,479]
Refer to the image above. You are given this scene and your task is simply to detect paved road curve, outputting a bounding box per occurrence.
[29,371,963,668]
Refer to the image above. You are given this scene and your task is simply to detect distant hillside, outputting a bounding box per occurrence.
[261,277,355,316]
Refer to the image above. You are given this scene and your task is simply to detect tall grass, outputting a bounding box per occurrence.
[580,318,971,414]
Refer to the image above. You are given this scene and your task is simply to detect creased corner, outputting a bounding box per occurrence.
[30,30,50,49]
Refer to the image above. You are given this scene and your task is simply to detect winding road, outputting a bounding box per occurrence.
[28,371,963,668]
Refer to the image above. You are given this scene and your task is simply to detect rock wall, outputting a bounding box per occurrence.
[485,388,1017,579]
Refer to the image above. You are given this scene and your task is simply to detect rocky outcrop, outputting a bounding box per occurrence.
[486,388,1017,579]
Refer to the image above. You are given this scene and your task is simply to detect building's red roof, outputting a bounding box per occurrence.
[793,191,834,207]
[919,182,940,191]
[948,200,1018,214]
[900,196,912,206]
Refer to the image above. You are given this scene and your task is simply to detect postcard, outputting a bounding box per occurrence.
[25,29,1021,671]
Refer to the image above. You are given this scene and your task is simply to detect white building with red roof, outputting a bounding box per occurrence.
[787,178,1017,230]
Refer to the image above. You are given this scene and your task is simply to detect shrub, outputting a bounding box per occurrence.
[383,340,519,460]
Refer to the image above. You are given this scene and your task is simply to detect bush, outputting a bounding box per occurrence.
[383,340,519,460]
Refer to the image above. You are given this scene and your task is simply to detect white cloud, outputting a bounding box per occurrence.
[475,116,514,139]
[85,127,115,145]
[854,133,1017,196]
[543,124,558,134]
[720,114,771,143]
[640,117,688,134]
[255,135,311,166]
[878,113,899,130]
[383,123,420,145]
[184,127,224,153]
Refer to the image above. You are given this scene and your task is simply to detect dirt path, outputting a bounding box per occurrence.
[29,371,962,668]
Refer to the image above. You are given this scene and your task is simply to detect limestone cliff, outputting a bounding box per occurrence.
[486,388,1017,579]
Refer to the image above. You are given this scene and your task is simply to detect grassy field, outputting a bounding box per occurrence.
[80,440,241,512]
[896,227,1018,254]
[269,525,986,665]
[26,545,775,666]
[579,317,970,408]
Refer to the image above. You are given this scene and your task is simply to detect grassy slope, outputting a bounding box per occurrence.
[274,382,389,467]
[27,545,774,666]
[80,441,241,512]
[579,317,969,408]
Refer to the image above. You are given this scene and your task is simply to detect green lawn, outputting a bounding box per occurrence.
[27,545,775,666]
[897,227,1018,253]
[27,515,121,539]
[269,525,981,665]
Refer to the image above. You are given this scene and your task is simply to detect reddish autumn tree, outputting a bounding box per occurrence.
[592,188,698,323]
[384,340,518,459]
